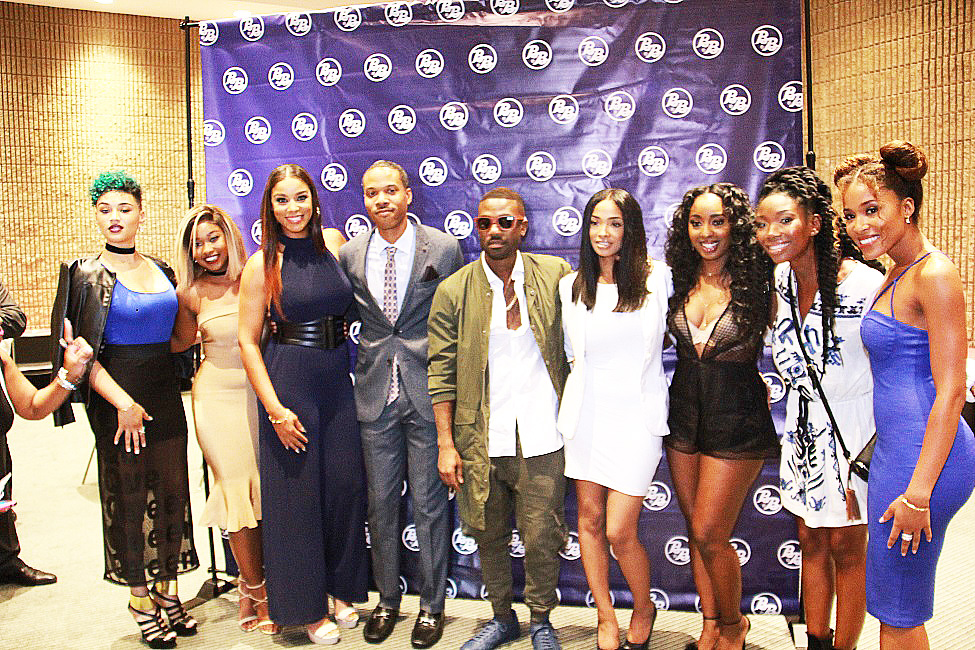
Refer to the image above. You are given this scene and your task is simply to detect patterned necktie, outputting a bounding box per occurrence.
[383,246,399,403]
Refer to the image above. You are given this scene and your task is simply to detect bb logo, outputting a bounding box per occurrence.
[761,372,786,403]
[545,0,574,13]
[581,149,612,179]
[752,24,783,56]
[750,592,782,615]
[508,529,526,558]
[585,589,616,607]
[292,113,318,141]
[334,7,362,32]
[578,36,609,67]
[436,0,465,21]
[444,210,474,239]
[754,141,786,172]
[250,220,262,245]
[638,146,669,177]
[490,0,519,14]
[720,84,752,115]
[642,480,672,511]
[338,109,366,137]
[285,12,312,36]
[268,62,294,91]
[316,58,342,86]
[416,49,445,78]
[493,98,524,128]
[522,40,553,70]
[777,540,802,570]
[199,21,218,46]
[439,102,469,130]
[526,151,556,182]
[419,157,448,187]
[228,169,254,197]
[603,0,627,7]
[385,2,412,27]
[402,524,420,552]
[202,120,225,147]
[399,576,408,595]
[348,320,361,345]
[604,90,636,121]
[559,531,581,560]
[452,527,478,555]
[445,578,458,599]
[664,536,691,565]
[650,588,670,611]
[753,484,782,515]
[555,588,562,604]
[388,105,417,134]
[321,164,349,192]
[222,67,248,95]
[548,95,579,124]
[244,116,271,145]
[480,584,490,600]
[239,16,264,41]
[364,521,371,548]
[471,154,502,184]
[693,28,724,59]
[364,54,392,82]
[730,538,752,566]
[662,87,693,118]
[778,81,803,111]
[696,143,727,175]
[635,32,666,63]
[344,214,370,239]
[469,44,498,74]
[552,206,583,237]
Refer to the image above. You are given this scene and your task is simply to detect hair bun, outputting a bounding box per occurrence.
[879,140,928,182]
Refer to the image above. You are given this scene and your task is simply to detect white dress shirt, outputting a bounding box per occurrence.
[366,219,416,315]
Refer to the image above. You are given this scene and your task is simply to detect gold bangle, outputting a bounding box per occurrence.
[118,402,136,413]
[268,410,290,425]
[900,495,929,512]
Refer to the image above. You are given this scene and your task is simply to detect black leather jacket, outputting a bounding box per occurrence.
[50,255,176,426]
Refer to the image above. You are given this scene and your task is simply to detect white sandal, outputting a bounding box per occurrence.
[334,603,359,629]
[239,580,279,635]
[237,581,259,632]
[307,619,341,645]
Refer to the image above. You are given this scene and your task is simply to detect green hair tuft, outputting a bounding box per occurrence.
[89,171,142,205]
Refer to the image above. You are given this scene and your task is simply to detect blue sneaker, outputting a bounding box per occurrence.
[529,621,561,650]
[460,613,521,650]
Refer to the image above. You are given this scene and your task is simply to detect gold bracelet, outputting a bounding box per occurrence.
[118,402,136,413]
[900,495,929,512]
[268,410,290,425]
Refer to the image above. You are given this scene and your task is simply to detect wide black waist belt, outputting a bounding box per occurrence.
[272,315,346,349]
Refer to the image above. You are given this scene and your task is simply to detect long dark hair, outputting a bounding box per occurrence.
[572,188,649,312]
[665,183,771,346]
[259,164,325,313]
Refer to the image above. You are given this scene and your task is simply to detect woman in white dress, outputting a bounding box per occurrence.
[754,167,884,650]
[558,188,672,650]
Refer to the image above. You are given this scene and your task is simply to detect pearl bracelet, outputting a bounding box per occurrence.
[268,410,291,425]
[900,495,929,512]
[55,367,77,391]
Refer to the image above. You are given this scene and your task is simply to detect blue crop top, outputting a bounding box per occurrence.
[102,264,178,345]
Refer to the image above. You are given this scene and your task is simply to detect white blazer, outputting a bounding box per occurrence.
[556,263,673,440]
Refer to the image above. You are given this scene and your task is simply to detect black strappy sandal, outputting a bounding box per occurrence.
[128,604,177,649]
[150,585,198,637]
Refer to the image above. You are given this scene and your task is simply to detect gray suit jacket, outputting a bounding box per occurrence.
[339,219,464,423]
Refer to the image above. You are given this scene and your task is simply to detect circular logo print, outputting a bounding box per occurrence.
[508,528,526,558]
[490,0,520,15]
[250,220,262,245]
[777,540,802,570]
[750,592,783,615]
[228,169,254,197]
[222,67,248,94]
[696,143,727,174]
[754,141,786,172]
[638,146,669,177]
[334,7,362,31]
[526,151,556,182]
[399,575,408,594]
[761,372,786,403]
[664,536,691,565]
[416,49,445,78]
[469,44,498,74]
[239,16,264,41]
[635,32,666,62]
[199,21,218,46]
[364,521,371,548]
[452,527,478,555]
[559,531,581,560]
[720,84,752,115]
[650,588,670,611]
[661,87,693,118]
[364,53,393,82]
[401,524,420,551]
[522,40,553,70]
[202,120,225,146]
[752,24,783,56]
[244,116,271,144]
[604,90,636,121]
[578,36,610,66]
[445,578,458,599]
[552,206,583,237]
[444,210,474,239]
[388,105,417,134]
[437,0,465,21]
[692,28,724,59]
[419,157,448,186]
[778,81,803,111]
[642,480,672,511]
[439,101,469,130]
[603,0,627,6]
[344,214,370,238]
[267,62,294,91]
[753,484,783,515]
[385,2,413,27]
[581,149,612,179]
[585,589,616,607]
[321,164,349,192]
[480,584,490,600]
[545,0,574,13]
[471,154,502,184]
[548,95,579,124]
[291,113,318,141]
[401,480,409,497]
[493,98,524,128]
[286,12,312,36]
[338,109,366,137]
[316,58,342,86]
[730,538,752,566]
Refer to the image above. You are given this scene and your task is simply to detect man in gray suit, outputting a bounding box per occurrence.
[339,161,463,648]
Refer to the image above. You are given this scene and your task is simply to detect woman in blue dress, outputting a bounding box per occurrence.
[835,141,975,650]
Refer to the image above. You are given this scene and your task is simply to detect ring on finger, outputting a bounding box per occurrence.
[901,532,914,541]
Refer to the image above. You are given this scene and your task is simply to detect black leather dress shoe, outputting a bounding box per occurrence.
[0,561,57,586]
[411,610,444,648]
[363,605,399,644]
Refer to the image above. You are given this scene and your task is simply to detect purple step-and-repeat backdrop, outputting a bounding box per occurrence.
[199,0,801,616]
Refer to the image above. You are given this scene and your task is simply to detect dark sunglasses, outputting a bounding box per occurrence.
[476,215,522,231]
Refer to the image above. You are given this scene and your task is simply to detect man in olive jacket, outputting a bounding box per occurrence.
[427,188,570,650]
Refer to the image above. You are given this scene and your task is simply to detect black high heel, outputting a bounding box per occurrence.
[129,604,177,649]
[620,604,656,650]
[719,616,749,650]
[684,614,720,650]
[150,585,198,636]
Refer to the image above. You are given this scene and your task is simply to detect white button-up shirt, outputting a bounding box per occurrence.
[366,219,416,316]
[481,252,562,458]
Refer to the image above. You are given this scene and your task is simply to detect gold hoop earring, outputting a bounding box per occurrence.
[905,216,911,224]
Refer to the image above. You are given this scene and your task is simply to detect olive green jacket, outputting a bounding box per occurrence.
[427,253,571,529]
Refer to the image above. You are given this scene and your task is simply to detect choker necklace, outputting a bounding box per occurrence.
[105,243,135,255]
[204,268,228,276]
